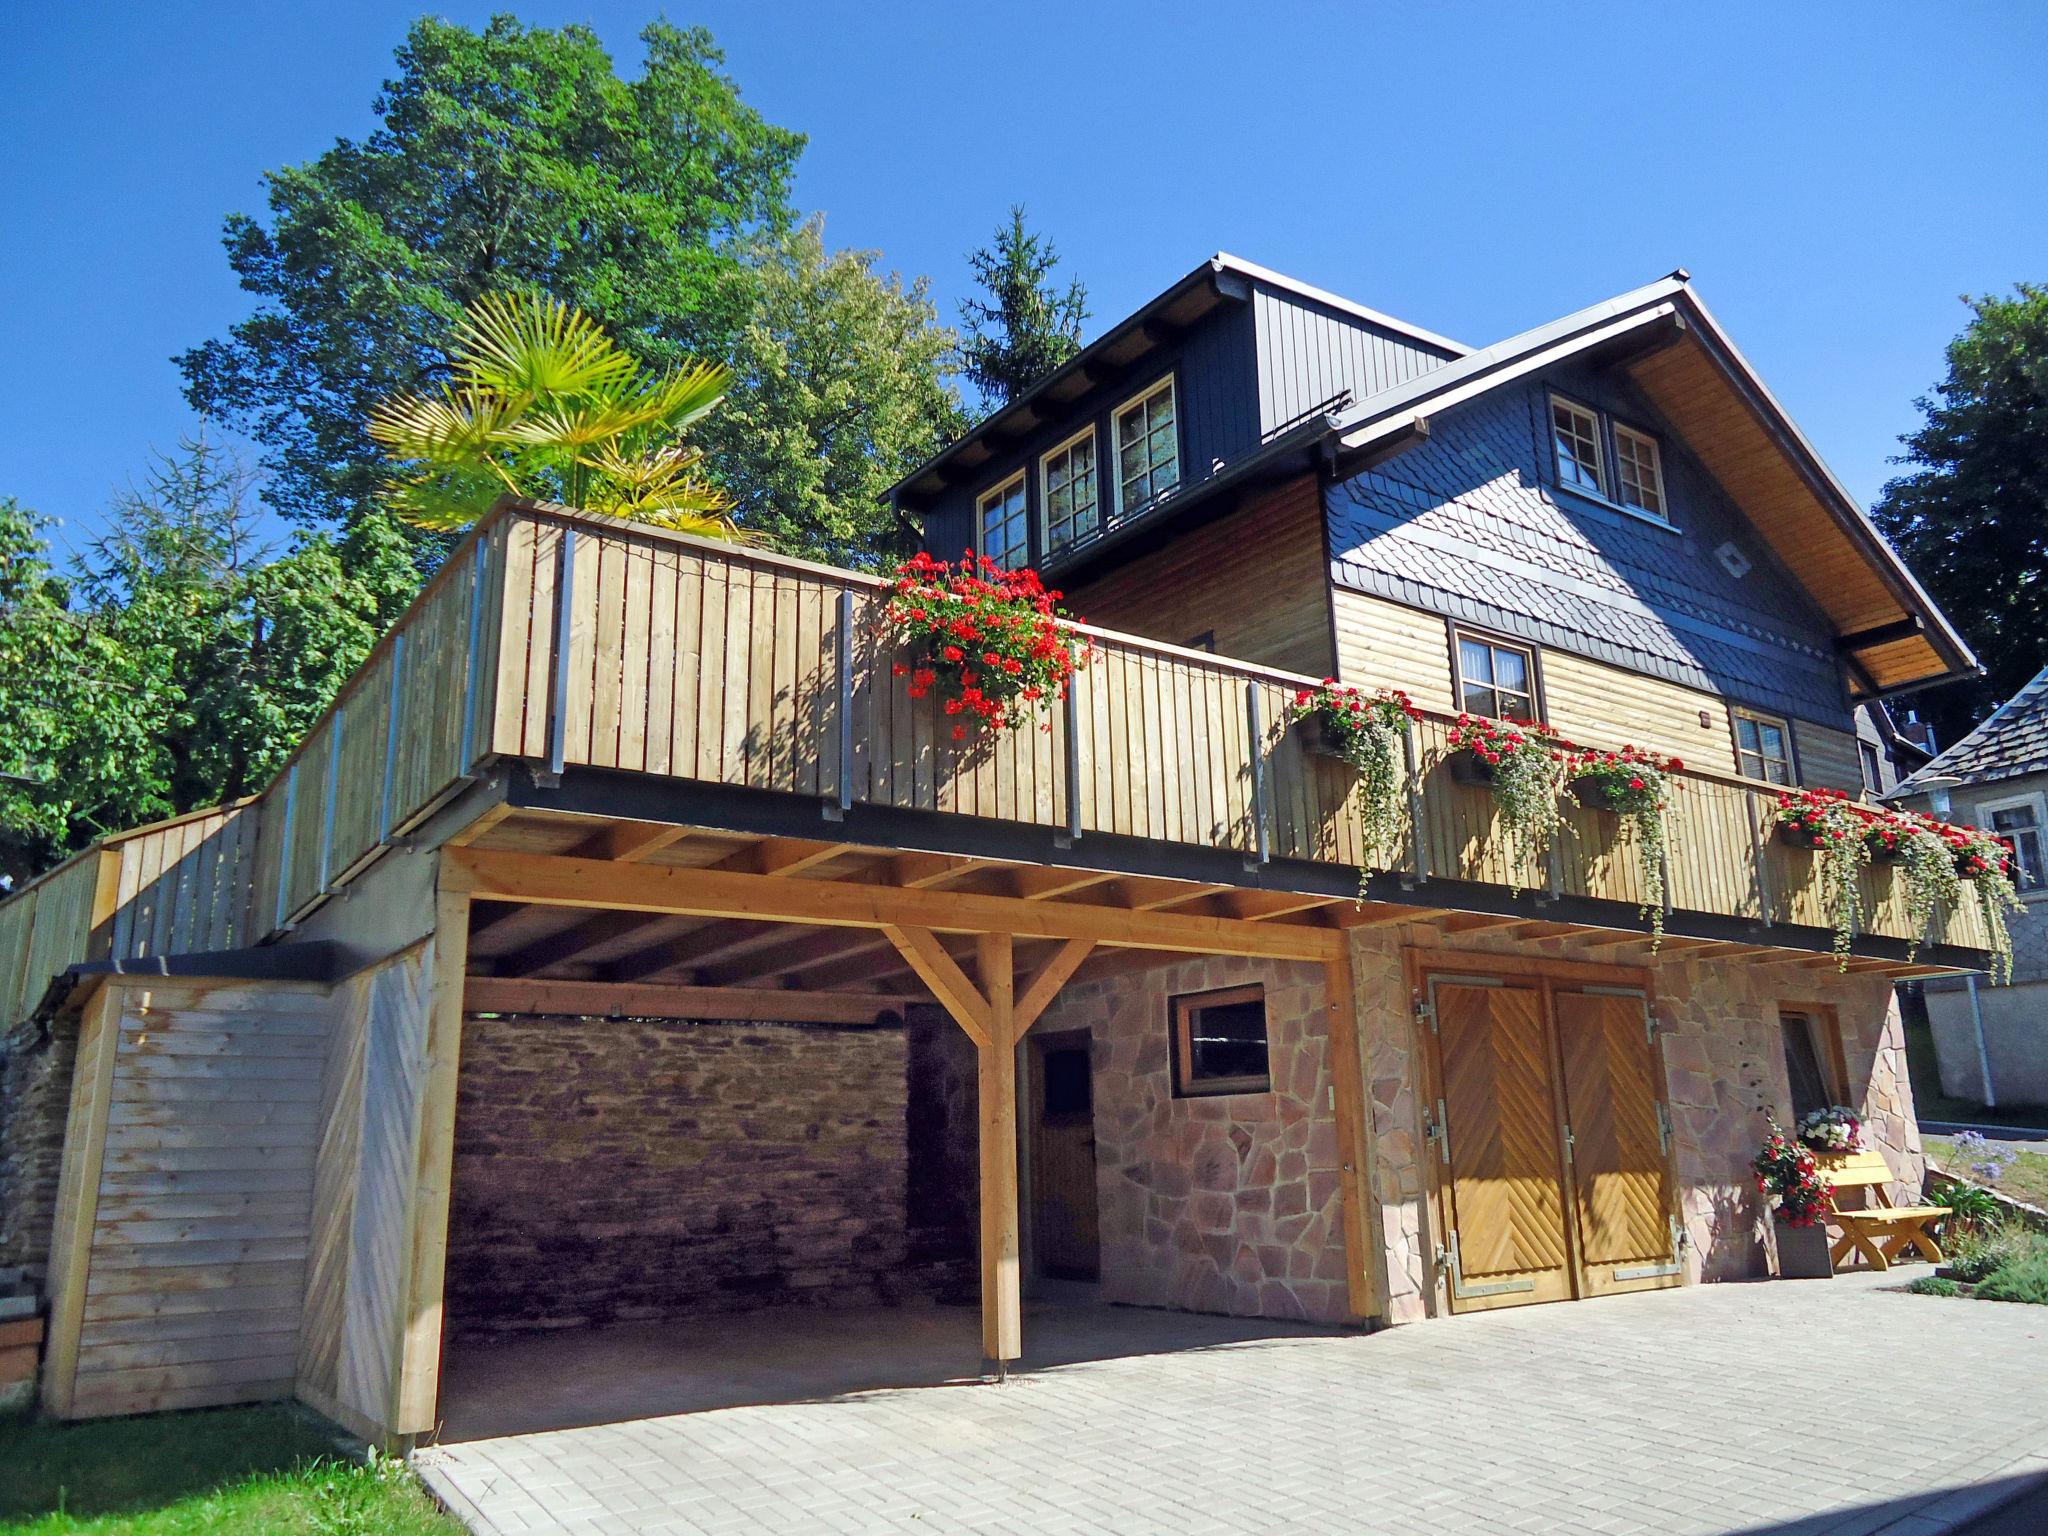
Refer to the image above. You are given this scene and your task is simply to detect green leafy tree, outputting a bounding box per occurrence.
[177,16,803,556]
[1874,284,2048,740]
[706,218,967,567]
[367,291,741,535]
[956,205,1089,413]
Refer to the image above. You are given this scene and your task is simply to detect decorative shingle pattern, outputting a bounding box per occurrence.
[1899,665,2048,791]
[1327,369,1850,723]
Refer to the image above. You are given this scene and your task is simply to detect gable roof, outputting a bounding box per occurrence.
[1326,272,1979,697]
[1895,667,2048,793]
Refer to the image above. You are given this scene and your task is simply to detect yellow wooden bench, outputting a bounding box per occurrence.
[1817,1149,1950,1272]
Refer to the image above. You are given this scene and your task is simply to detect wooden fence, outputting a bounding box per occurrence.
[0,502,1992,1030]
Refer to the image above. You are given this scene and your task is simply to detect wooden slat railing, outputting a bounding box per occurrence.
[0,499,1991,1031]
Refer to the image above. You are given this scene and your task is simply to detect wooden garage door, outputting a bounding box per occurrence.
[1432,980,1575,1311]
[1555,989,1681,1297]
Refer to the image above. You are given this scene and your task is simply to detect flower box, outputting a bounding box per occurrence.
[1293,712,1347,761]
[1568,775,1616,813]
[1775,820,1830,851]
[1445,748,1494,787]
[1773,1216,1835,1279]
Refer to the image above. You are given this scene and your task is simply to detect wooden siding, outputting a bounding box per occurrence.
[0,851,114,1029]
[1066,476,1335,676]
[1253,283,1456,435]
[46,978,331,1420]
[1337,588,1870,795]
[296,943,433,1439]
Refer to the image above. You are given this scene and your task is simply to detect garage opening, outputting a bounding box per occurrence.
[435,1000,980,1438]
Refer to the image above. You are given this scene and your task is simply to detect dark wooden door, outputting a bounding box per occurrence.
[1030,1033,1100,1281]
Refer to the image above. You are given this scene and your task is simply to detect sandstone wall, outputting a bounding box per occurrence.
[1036,955,1353,1325]
[0,1015,78,1280]
[444,1014,968,1334]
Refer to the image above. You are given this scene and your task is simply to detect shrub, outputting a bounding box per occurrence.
[1906,1275,1963,1297]
[1975,1252,2048,1305]
[1945,1221,2044,1284]
[1936,1181,2005,1235]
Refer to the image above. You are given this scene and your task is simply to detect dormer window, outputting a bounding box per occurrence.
[977,472,1028,569]
[1040,428,1101,555]
[1114,377,1180,517]
[1613,423,1667,519]
[1550,397,1606,496]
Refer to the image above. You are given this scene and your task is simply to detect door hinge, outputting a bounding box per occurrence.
[1562,1126,1575,1163]
[1646,1012,1660,1045]
[1656,1101,1672,1154]
[1414,997,1436,1033]
[1430,1098,1450,1163]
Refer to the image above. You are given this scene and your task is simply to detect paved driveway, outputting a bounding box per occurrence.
[417,1272,2048,1536]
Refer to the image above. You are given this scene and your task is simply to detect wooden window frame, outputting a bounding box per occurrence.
[1610,421,1668,521]
[1111,375,1182,521]
[1449,623,1543,723]
[976,471,1030,570]
[1039,425,1102,556]
[1170,982,1270,1098]
[1548,394,1607,498]
[1730,706,1797,786]
[1775,1003,1849,1119]
[1977,791,2048,894]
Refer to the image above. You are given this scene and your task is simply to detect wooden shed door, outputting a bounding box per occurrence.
[1030,1034,1100,1281]
[1432,980,1576,1311]
[1554,989,1682,1297]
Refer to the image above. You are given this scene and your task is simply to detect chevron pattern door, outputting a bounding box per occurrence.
[1432,981,1576,1311]
[1555,989,1683,1297]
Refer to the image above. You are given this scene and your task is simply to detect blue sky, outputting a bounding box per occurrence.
[3,3,2043,558]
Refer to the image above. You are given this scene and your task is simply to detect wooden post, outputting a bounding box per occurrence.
[977,932,1020,1367]
[1322,948,1385,1324]
[40,983,123,1418]
[391,876,470,1436]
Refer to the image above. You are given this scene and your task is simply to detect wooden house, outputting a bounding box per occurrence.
[0,256,1990,1445]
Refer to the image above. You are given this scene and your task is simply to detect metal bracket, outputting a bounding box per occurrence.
[1656,1101,1672,1154]
[1447,1232,1535,1299]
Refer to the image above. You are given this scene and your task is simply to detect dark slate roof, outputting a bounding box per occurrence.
[1897,667,2048,791]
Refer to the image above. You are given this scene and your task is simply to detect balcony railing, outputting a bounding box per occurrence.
[0,498,1990,1029]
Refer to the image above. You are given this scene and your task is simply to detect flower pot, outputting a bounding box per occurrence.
[1865,840,1903,866]
[1445,749,1494,787]
[1569,776,1617,813]
[1294,712,1347,760]
[1775,821,1829,851]
[1773,1216,1835,1279]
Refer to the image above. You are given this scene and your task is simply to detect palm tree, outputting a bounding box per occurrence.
[367,293,750,539]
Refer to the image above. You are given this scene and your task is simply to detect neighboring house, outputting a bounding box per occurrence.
[1889,667,2048,1110]
[0,255,1994,1445]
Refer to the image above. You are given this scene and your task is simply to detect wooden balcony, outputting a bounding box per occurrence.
[0,499,1990,1028]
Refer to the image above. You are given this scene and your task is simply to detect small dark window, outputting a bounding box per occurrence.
[1041,1046,1093,1122]
[1779,1010,1837,1121]
[1172,984,1270,1097]
[1858,741,1884,795]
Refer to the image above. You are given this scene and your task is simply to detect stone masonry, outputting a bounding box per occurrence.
[445,1014,966,1334]
[0,1014,79,1282]
[1036,955,1353,1325]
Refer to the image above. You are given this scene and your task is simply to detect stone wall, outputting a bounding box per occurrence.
[1350,923,1920,1322]
[0,1015,78,1281]
[1036,955,1353,1325]
[445,1014,968,1334]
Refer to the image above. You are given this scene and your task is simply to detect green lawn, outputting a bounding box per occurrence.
[1926,1133,2048,1211]
[0,1404,463,1535]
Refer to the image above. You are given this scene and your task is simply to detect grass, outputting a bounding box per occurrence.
[1925,1134,2048,1211]
[0,1404,464,1535]
[1903,1013,2048,1131]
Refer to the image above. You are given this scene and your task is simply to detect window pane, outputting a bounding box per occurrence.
[1187,998,1268,1084]
[1499,688,1535,721]
[1459,638,1494,686]
[2015,832,2044,891]
[1766,758,1793,786]
[978,478,1027,568]
[1736,718,1761,753]
[1492,646,1529,693]
[1759,722,1787,761]
[1780,1015,1830,1121]
[1116,382,1180,512]
[1465,685,1499,719]
[1552,400,1604,494]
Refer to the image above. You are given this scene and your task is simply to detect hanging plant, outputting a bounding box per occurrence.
[1891,816,1964,963]
[884,552,1086,740]
[1771,788,1868,967]
[1754,1125,1836,1228]
[1939,824,2025,985]
[1860,808,1909,865]
[1444,714,1572,893]
[1567,744,1682,946]
[1289,681,1423,891]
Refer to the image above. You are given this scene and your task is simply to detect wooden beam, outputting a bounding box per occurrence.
[40,983,122,1417]
[1176,890,1341,922]
[1322,950,1381,1323]
[1432,912,1526,934]
[883,925,992,1047]
[496,909,674,978]
[1330,904,1450,929]
[1015,939,1096,1036]
[889,851,994,889]
[976,930,1021,1364]
[394,880,470,1435]
[464,977,919,1023]
[1003,867,1121,901]
[709,837,851,878]
[706,927,885,986]
[564,820,691,862]
[443,849,1345,961]
[444,801,515,848]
